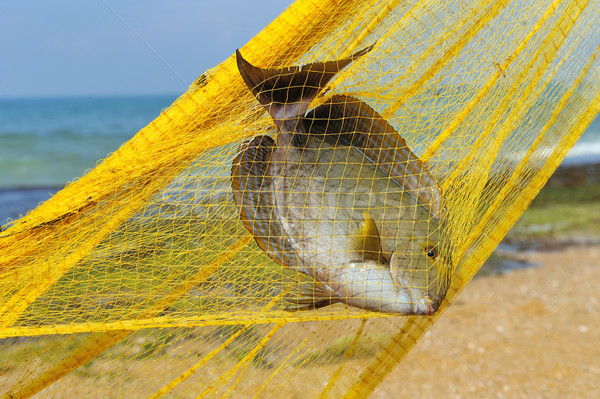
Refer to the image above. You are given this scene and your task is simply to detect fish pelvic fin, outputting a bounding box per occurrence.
[350,210,384,263]
[236,46,373,127]
[231,135,299,268]
[284,281,337,311]
[305,95,445,218]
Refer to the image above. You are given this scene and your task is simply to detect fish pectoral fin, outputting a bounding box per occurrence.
[236,46,373,124]
[284,282,337,311]
[350,210,383,263]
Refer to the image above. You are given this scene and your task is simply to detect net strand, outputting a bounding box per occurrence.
[420,0,565,163]
[1,0,599,397]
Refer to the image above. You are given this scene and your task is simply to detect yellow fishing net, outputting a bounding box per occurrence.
[1,0,599,397]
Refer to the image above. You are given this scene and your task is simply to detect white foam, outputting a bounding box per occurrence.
[567,141,600,158]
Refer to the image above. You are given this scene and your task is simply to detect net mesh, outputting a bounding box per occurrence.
[1,0,599,397]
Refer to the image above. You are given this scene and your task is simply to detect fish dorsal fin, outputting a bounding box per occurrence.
[350,211,383,262]
[236,46,373,127]
[231,135,298,268]
[304,95,444,218]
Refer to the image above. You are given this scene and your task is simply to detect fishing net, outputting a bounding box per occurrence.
[1,0,599,397]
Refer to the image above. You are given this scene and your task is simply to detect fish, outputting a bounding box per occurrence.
[231,46,452,315]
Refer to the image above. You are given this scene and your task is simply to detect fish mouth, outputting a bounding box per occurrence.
[412,294,440,316]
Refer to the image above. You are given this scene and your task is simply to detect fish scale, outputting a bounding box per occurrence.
[277,142,429,257]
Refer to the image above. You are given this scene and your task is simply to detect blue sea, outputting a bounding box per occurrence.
[0,95,177,223]
[0,95,599,224]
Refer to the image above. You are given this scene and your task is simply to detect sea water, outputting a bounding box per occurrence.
[0,95,177,188]
[0,95,599,223]
[0,95,176,222]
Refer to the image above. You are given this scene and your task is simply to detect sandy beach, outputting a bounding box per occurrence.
[375,158,600,398]
[372,244,600,399]
[0,160,598,398]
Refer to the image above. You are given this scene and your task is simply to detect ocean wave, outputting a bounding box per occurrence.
[567,141,600,157]
[0,94,176,138]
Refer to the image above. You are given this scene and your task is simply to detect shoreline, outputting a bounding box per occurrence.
[542,158,600,187]
[0,185,62,192]
[2,159,598,258]
[0,156,596,194]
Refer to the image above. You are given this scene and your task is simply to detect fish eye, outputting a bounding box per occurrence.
[423,244,438,259]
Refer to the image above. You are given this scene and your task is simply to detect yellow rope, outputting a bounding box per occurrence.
[420,0,565,163]
[3,237,253,399]
[2,0,599,397]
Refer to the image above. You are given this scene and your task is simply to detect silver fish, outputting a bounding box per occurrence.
[232,46,451,315]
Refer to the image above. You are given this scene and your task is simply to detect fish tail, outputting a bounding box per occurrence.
[236,45,373,124]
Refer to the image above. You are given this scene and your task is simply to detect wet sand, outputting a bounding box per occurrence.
[373,245,600,399]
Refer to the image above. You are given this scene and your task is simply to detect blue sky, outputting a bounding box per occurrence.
[0,0,289,98]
